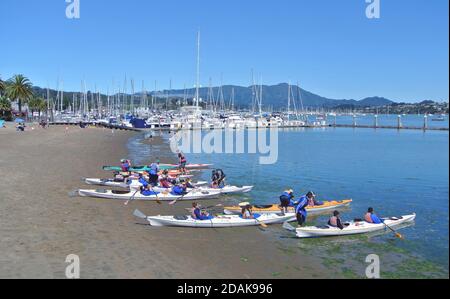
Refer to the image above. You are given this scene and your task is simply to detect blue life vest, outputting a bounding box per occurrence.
[139,177,149,187]
[171,185,185,196]
[141,190,159,196]
[295,196,309,217]
[371,214,383,224]
[149,163,159,175]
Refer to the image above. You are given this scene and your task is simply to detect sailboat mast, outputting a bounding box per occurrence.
[195,30,200,108]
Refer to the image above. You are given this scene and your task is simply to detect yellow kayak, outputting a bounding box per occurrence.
[223,199,353,215]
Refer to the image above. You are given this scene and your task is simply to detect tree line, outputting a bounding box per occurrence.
[0,74,47,121]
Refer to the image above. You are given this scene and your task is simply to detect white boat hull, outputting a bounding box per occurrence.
[296,214,416,238]
[78,189,221,201]
[145,213,296,228]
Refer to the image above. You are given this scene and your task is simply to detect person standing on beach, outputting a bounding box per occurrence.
[178,152,187,174]
[148,160,160,186]
[294,191,314,226]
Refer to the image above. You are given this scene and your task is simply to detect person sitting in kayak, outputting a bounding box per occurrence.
[328,210,345,230]
[364,207,383,224]
[138,173,149,188]
[305,191,324,207]
[171,183,188,196]
[120,159,131,172]
[184,179,195,189]
[211,169,226,188]
[240,203,255,219]
[279,189,295,213]
[159,170,173,188]
[191,202,212,220]
[148,160,160,186]
[295,192,314,226]
[140,185,159,196]
[178,152,187,174]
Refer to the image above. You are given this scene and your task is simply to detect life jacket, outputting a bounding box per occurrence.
[139,177,149,187]
[121,162,130,172]
[141,189,159,196]
[149,163,159,175]
[365,213,374,223]
[280,192,293,202]
[295,196,309,217]
[329,216,338,227]
[171,185,185,195]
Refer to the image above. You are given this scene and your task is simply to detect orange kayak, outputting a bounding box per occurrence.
[223,199,353,215]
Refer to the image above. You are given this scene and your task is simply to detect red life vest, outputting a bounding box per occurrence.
[365,213,373,223]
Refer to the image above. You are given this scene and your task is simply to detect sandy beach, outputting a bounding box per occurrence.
[0,123,327,279]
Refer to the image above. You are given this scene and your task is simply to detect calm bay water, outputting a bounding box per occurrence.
[128,123,449,278]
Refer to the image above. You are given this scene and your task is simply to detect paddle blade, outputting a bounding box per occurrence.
[395,233,404,239]
[133,209,147,219]
[259,222,268,228]
[168,200,177,206]
[283,221,296,232]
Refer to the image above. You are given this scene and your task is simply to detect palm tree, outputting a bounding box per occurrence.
[28,97,47,119]
[0,96,12,120]
[6,74,34,113]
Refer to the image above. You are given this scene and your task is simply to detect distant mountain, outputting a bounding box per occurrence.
[161,83,395,109]
[31,83,395,110]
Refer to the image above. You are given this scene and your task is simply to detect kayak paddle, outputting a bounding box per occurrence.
[283,221,297,232]
[256,218,268,228]
[124,190,139,206]
[133,209,147,220]
[384,221,404,239]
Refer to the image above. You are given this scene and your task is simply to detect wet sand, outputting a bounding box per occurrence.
[0,124,327,279]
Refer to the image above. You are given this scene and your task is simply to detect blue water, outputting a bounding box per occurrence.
[128,125,449,277]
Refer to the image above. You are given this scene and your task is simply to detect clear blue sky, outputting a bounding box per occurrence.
[1,0,448,102]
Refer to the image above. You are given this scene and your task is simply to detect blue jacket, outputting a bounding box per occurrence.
[171,185,186,196]
[139,177,149,187]
[149,163,159,175]
[371,214,383,224]
[295,195,309,217]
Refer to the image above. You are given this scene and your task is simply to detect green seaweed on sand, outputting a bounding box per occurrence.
[240,257,249,263]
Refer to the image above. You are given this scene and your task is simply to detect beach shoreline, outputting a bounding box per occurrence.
[0,124,327,279]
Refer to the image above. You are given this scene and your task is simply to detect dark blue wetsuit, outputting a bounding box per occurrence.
[148,163,159,186]
[370,214,383,224]
[295,195,309,226]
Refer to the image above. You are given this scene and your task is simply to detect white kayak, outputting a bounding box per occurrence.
[294,214,416,238]
[134,209,296,228]
[77,188,221,201]
[84,178,209,189]
[153,185,254,195]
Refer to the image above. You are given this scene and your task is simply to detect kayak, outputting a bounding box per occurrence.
[77,188,221,201]
[84,178,209,189]
[133,210,296,228]
[154,185,254,195]
[160,163,213,169]
[294,214,416,238]
[224,199,353,215]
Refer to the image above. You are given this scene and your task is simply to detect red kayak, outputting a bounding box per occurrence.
[160,163,213,169]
